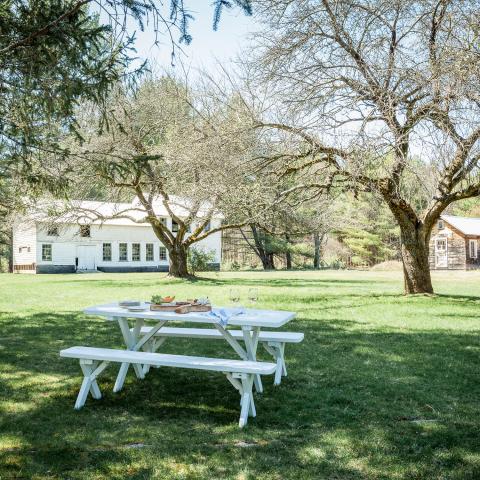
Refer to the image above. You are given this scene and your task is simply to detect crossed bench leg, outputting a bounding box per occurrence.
[74,359,109,409]
[225,372,256,428]
[262,342,287,386]
[62,347,273,428]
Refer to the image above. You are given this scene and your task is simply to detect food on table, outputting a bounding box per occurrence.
[151,294,176,304]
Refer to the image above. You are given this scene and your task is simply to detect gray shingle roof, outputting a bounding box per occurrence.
[441,215,480,236]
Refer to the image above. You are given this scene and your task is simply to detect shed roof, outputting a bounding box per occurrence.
[29,196,222,227]
[441,215,480,236]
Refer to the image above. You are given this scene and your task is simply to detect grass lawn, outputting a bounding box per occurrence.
[1,270,480,479]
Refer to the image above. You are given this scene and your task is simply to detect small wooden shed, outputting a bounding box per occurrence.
[429,215,480,270]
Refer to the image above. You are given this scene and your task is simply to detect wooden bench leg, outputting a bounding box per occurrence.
[239,374,255,428]
[242,326,263,394]
[225,373,256,428]
[113,363,130,393]
[75,359,109,409]
[263,342,287,386]
[118,318,145,380]
[146,337,167,372]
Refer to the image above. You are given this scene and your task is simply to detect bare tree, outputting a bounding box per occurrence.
[58,76,272,277]
[244,0,480,293]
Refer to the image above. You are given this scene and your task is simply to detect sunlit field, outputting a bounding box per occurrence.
[1,270,480,479]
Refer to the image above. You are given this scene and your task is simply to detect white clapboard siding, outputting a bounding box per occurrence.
[12,218,37,267]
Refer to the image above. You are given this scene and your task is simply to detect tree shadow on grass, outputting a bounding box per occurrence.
[435,293,480,302]
[51,276,381,291]
[1,312,480,479]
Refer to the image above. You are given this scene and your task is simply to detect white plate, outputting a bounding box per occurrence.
[127,306,147,312]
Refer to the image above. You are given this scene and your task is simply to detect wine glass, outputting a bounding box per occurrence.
[248,288,258,305]
[229,288,240,305]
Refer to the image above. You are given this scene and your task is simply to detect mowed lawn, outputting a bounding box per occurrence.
[1,270,480,480]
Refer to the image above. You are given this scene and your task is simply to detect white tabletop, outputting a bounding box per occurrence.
[84,303,296,328]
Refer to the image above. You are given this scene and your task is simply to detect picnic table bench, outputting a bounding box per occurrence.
[135,326,304,385]
[60,302,304,428]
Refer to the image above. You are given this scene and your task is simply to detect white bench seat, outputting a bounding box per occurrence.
[134,327,304,385]
[136,327,304,343]
[60,346,276,427]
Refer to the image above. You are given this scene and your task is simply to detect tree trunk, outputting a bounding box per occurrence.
[313,232,324,269]
[8,227,13,273]
[262,253,276,270]
[399,221,433,294]
[168,243,190,278]
[285,234,292,269]
[250,224,276,270]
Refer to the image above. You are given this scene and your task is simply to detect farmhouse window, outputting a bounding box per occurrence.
[438,220,444,230]
[160,218,167,226]
[172,221,179,233]
[119,243,128,261]
[79,225,91,237]
[469,239,477,259]
[47,226,59,236]
[159,246,167,261]
[103,243,112,262]
[204,221,211,232]
[132,243,141,261]
[42,244,52,261]
[146,243,154,261]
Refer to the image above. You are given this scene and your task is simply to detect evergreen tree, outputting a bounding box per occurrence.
[1,0,252,182]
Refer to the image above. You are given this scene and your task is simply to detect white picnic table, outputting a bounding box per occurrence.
[84,302,296,393]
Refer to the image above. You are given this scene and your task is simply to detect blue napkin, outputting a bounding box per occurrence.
[208,307,245,327]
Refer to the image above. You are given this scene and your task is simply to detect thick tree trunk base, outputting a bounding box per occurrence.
[167,271,195,279]
[168,245,190,278]
[400,226,434,295]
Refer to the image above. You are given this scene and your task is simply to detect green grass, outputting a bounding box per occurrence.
[1,270,480,479]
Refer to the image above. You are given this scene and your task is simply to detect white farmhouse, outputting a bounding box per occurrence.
[12,199,222,274]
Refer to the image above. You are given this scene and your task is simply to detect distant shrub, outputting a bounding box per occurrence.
[188,247,216,275]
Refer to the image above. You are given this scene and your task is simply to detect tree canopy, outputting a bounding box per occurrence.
[244,0,480,293]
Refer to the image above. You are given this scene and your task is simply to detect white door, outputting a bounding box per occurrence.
[77,245,96,270]
[435,238,448,268]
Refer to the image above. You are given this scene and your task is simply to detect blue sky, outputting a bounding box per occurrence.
[130,4,258,72]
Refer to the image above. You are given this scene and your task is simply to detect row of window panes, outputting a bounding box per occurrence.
[103,243,167,262]
[42,244,52,261]
[41,243,167,262]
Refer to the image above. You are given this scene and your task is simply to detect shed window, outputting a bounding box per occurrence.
[42,244,52,261]
[79,225,90,237]
[146,243,154,261]
[119,243,128,261]
[469,239,477,259]
[159,246,167,261]
[438,220,444,230]
[47,226,59,236]
[103,243,112,262]
[132,243,141,261]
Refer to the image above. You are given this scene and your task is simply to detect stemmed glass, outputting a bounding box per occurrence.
[229,288,240,305]
[248,288,258,305]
